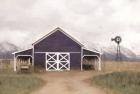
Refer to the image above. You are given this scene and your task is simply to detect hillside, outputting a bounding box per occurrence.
[0,42,19,59]
[102,46,137,61]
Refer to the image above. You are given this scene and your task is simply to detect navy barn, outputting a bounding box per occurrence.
[13,27,101,72]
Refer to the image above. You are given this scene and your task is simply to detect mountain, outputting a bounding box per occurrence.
[102,46,137,61]
[136,55,140,61]
[0,42,19,59]
[0,41,139,61]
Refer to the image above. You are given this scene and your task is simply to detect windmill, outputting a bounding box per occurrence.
[111,36,122,61]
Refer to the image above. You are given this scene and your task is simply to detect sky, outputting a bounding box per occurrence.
[0,0,140,54]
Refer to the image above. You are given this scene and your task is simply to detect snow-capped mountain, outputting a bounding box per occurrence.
[102,46,137,61]
[0,41,139,61]
[0,42,19,59]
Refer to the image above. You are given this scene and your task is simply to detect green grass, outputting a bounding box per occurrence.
[0,74,45,94]
[92,71,140,94]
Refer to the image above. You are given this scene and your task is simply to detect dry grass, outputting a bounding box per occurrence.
[91,61,140,94]
[1,59,140,72]
[101,61,140,72]
[0,59,14,73]
[92,71,140,94]
[0,74,45,94]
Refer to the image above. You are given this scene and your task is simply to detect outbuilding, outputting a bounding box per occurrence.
[13,27,101,71]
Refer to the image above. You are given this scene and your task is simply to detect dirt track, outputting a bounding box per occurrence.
[31,71,106,94]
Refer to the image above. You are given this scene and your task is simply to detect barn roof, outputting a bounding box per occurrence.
[83,48,100,56]
[32,27,84,47]
[13,27,101,55]
[83,48,100,54]
[12,48,32,54]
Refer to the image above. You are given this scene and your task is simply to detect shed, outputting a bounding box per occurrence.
[13,27,101,71]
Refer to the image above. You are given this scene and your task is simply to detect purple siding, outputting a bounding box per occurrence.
[34,53,46,68]
[14,28,101,71]
[33,30,82,70]
[15,49,33,57]
[70,53,81,69]
[34,30,81,52]
[34,53,82,70]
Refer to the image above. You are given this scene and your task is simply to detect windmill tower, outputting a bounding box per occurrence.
[111,36,122,61]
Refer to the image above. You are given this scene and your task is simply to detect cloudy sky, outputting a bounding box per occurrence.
[0,0,140,54]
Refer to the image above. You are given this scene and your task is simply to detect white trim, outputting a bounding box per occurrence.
[68,53,70,71]
[35,52,81,54]
[82,55,101,71]
[12,48,32,54]
[32,27,84,47]
[46,52,70,71]
[14,54,16,72]
[32,46,34,67]
[14,55,33,72]
[16,55,33,58]
[83,48,101,54]
[82,55,100,57]
[98,55,101,71]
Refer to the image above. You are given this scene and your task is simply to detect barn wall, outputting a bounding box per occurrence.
[34,30,81,52]
[15,49,33,57]
[70,53,81,69]
[34,53,46,69]
[34,53,82,70]
[13,29,102,71]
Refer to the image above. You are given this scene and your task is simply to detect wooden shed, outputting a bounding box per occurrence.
[13,27,101,72]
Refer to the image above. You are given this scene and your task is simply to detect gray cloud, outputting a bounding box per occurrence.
[0,0,140,54]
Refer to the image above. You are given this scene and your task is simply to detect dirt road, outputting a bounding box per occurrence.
[31,71,106,94]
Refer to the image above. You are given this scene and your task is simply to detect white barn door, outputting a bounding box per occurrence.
[46,53,70,71]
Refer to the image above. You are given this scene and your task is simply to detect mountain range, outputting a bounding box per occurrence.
[0,42,139,61]
[0,42,19,59]
[102,46,139,61]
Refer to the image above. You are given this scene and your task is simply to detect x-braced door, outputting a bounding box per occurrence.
[46,53,70,71]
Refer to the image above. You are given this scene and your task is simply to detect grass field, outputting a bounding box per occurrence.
[0,74,45,94]
[92,71,140,94]
[102,61,140,72]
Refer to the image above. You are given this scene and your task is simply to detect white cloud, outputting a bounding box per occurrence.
[111,0,140,25]
[0,0,140,54]
[0,29,34,48]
